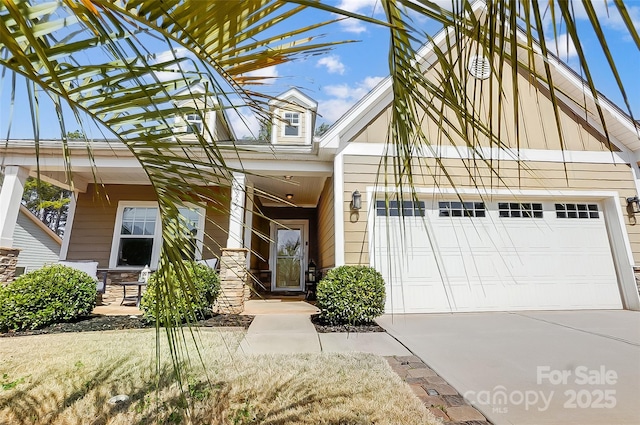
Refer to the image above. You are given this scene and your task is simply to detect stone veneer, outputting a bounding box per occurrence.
[216,248,248,314]
[0,247,21,284]
[98,270,143,305]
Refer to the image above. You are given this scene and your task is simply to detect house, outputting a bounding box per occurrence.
[1,15,640,314]
[6,205,62,277]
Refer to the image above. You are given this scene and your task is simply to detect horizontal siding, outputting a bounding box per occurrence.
[66,184,230,267]
[14,212,61,270]
[342,155,640,265]
[250,199,271,271]
[317,177,335,270]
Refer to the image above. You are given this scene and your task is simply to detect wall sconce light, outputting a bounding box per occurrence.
[351,190,362,210]
[285,193,294,200]
[627,196,640,214]
[307,259,317,283]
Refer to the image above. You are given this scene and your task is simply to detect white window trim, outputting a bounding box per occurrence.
[109,201,162,270]
[109,201,205,269]
[282,112,300,137]
[185,113,203,134]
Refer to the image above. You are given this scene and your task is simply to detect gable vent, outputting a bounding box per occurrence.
[468,55,491,80]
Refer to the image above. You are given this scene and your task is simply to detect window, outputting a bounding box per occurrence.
[439,201,486,217]
[283,112,300,136]
[114,206,158,267]
[110,202,204,268]
[555,203,599,219]
[376,200,426,217]
[498,202,543,218]
[185,113,203,134]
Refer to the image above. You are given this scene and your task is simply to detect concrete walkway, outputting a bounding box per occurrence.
[238,312,411,356]
[237,311,489,424]
[242,299,320,315]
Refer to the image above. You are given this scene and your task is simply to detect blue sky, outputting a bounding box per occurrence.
[1,1,639,140]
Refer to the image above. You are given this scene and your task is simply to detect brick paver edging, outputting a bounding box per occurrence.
[385,355,491,425]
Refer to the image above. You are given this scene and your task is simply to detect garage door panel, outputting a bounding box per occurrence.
[386,284,451,312]
[374,199,623,313]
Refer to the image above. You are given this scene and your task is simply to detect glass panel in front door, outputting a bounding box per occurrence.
[275,228,302,289]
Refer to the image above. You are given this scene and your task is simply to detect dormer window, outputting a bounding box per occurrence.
[283,112,300,137]
[186,113,203,134]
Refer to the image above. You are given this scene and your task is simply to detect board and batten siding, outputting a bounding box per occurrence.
[341,155,640,265]
[352,51,614,154]
[14,210,61,271]
[66,184,230,267]
[317,177,335,270]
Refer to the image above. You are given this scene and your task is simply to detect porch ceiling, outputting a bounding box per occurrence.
[250,174,329,208]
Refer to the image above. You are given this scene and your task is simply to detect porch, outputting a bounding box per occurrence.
[0,162,336,315]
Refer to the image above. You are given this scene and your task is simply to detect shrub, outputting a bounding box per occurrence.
[140,260,220,325]
[0,264,97,332]
[316,265,386,325]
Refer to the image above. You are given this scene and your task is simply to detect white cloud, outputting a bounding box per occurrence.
[571,1,640,33]
[317,55,346,75]
[243,66,279,80]
[318,98,358,122]
[406,0,459,12]
[335,0,381,33]
[227,107,260,139]
[319,76,384,122]
[152,48,194,82]
[339,18,369,34]
[595,2,640,36]
[154,47,190,64]
[547,33,577,60]
[338,0,378,11]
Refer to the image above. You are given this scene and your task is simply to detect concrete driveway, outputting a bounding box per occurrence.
[377,310,640,425]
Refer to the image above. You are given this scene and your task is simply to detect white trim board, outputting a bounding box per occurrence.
[341,143,629,165]
[333,153,345,266]
[58,193,77,260]
[4,156,334,173]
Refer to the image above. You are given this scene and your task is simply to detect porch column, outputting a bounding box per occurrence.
[227,172,246,248]
[0,166,29,283]
[218,172,248,313]
[216,247,248,314]
[0,166,29,248]
[243,184,254,301]
[243,183,254,267]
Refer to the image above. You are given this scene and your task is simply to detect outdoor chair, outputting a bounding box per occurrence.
[58,260,106,301]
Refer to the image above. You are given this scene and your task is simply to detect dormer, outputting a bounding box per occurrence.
[269,88,317,145]
[173,83,234,141]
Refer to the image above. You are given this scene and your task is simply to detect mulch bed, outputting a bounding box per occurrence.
[1,313,387,337]
[310,314,386,333]
[0,314,254,338]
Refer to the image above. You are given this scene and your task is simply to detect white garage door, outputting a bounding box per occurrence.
[373,199,623,313]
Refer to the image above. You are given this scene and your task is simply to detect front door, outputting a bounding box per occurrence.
[271,220,308,291]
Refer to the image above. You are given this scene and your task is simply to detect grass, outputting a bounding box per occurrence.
[0,329,437,424]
